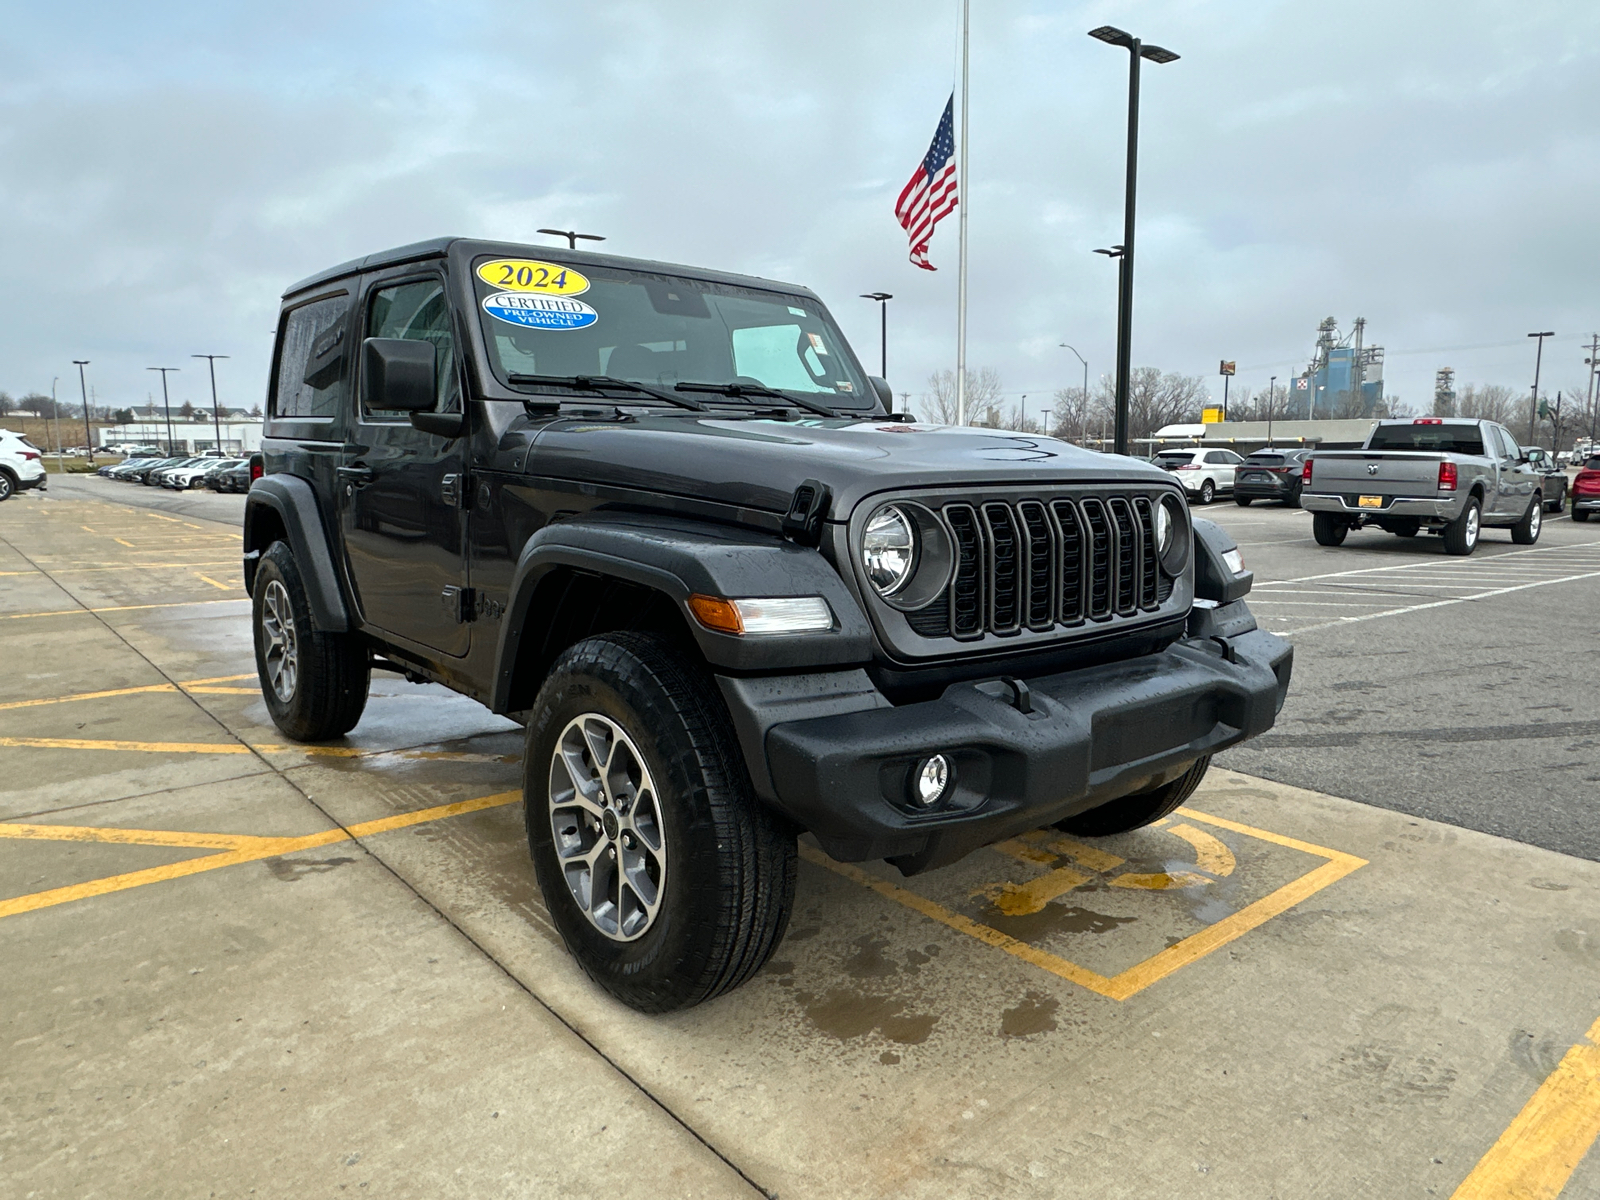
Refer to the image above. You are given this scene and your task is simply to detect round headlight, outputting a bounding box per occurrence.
[862,505,918,596]
[1157,494,1189,573]
[1155,501,1173,557]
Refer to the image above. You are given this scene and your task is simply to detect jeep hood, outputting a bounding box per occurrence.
[523,415,1174,517]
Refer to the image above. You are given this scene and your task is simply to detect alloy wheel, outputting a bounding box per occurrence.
[548,713,668,942]
[1465,504,1480,548]
[260,580,299,702]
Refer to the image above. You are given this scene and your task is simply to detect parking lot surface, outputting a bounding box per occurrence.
[4,477,1600,1198]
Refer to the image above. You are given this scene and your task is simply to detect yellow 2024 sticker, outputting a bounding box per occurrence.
[475,259,590,296]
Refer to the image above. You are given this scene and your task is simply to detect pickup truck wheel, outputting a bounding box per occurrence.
[525,632,797,1013]
[251,541,370,741]
[1198,479,1215,505]
[1312,513,1348,546]
[1511,496,1542,544]
[1054,757,1211,837]
[1443,496,1481,555]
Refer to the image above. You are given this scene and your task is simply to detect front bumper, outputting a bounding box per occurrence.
[1301,492,1462,521]
[718,606,1291,873]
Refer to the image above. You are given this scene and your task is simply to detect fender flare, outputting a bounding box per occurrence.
[490,512,872,713]
[243,476,350,632]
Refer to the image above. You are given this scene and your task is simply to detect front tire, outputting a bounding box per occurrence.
[1055,757,1211,837]
[252,541,369,741]
[0,470,15,502]
[1443,496,1482,555]
[1511,496,1542,544]
[525,632,796,1013]
[1312,513,1348,546]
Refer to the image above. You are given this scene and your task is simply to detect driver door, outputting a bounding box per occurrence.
[339,270,471,656]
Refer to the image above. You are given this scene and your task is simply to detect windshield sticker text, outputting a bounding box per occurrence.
[475,259,591,297]
[482,292,599,331]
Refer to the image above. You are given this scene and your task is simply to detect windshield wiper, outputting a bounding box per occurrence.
[674,381,844,419]
[507,373,708,412]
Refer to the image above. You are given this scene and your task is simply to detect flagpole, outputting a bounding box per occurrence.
[955,0,970,426]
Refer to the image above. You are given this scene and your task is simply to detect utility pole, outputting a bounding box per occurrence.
[1583,334,1599,452]
[1267,375,1277,447]
[192,355,229,452]
[72,361,93,466]
[50,376,64,472]
[1089,25,1179,455]
[1528,331,1554,444]
[147,367,180,455]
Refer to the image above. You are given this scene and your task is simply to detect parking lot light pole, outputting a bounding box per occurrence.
[859,293,892,380]
[72,360,93,465]
[537,229,605,250]
[1267,374,1277,446]
[147,367,179,455]
[1059,344,1089,440]
[1528,331,1554,444]
[1584,334,1599,448]
[1088,25,1179,456]
[192,355,229,453]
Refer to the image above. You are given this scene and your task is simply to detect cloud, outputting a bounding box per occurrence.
[2,0,1599,414]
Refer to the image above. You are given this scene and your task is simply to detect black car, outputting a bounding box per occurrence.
[1520,447,1569,512]
[1234,449,1309,506]
[207,460,254,493]
[242,237,1292,1013]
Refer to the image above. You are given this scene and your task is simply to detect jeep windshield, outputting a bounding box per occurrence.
[472,257,874,411]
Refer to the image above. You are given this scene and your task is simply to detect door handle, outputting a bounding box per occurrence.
[336,465,375,487]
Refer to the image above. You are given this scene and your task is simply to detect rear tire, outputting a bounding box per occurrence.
[0,470,15,502]
[1055,757,1211,838]
[525,632,797,1013]
[1234,496,1253,506]
[1574,506,1591,523]
[1312,513,1348,546]
[1199,479,1215,505]
[252,541,370,741]
[1544,483,1565,513]
[1511,496,1542,545]
[1443,496,1482,556]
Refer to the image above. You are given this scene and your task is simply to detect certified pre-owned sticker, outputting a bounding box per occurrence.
[476,259,590,296]
[482,292,598,331]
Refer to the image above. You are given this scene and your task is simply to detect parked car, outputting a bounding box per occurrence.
[1301,418,1545,555]
[1572,454,1600,522]
[122,456,188,483]
[243,236,1293,1013]
[147,455,224,486]
[208,459,255,493]
[1234,449,1309,507]
[100,457,150,477]
[0,430,47,501]
[165,458,244,490]
[1519,447,1570,513]
[1155,447,1244,504]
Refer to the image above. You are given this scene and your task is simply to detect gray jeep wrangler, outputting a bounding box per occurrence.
[244,237,1292,1011]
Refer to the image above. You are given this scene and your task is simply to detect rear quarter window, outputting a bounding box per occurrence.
[272,293,351,420]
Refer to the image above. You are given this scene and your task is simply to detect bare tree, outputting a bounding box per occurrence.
[919,368,1004,426]
[1049,386,1095,443]
[1458,383,1516,424]
[1089,368,1207,443]
[0,391,12,416]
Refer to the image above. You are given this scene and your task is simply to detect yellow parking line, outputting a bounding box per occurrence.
[0,561,240,575]
[0,734,512,764]
[0,791,520,921]
[2,598,248,620]
[0,673,255,712]
[803,807,1367,1002]
[1451,1015,1600,1200]
[194,574,234,591]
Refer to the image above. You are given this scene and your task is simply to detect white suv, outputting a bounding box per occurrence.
[1155,447,1244,504]
[0,430,48,501]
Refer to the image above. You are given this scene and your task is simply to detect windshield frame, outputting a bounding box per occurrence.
[458,245,879,415]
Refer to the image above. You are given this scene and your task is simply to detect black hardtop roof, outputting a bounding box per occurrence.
[282,237,823,304]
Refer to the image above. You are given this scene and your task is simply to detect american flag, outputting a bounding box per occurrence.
[895,94,958,271]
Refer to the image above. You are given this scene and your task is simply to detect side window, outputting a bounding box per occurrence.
[1495,427,1519,460]
[1222,450,1244,464]
[273,295,350,420]
[365,278,459,420]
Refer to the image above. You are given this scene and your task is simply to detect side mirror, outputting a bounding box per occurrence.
[868,375,893,411]
[362,337,436,412]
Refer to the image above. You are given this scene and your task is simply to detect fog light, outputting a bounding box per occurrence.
[914,754,951,807]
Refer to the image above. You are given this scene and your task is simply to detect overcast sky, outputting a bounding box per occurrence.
[3,0,1599,419]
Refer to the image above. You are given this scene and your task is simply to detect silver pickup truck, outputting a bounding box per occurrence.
[1301,418,1545,555]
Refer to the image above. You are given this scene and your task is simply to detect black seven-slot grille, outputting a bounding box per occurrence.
[904,494,1171,640]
